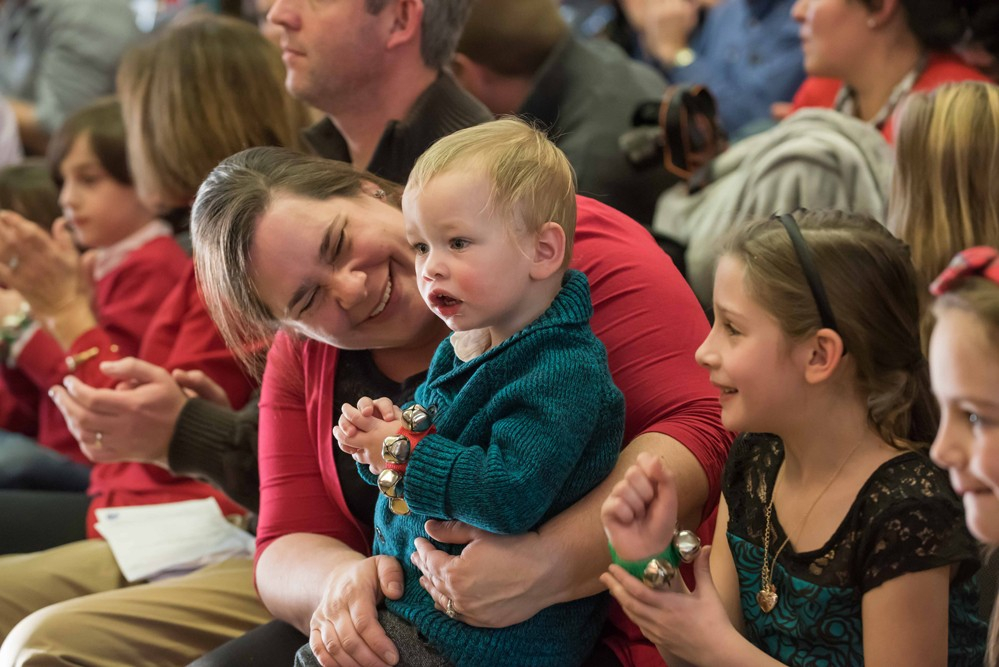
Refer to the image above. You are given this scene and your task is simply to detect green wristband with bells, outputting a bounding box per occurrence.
[608,529,702,589]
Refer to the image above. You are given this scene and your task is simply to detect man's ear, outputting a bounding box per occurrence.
[385,0,424,51]
[803,328,847,385]
[530,221,566,280]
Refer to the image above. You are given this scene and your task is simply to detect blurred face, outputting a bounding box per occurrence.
[256,0,283,46]
[929,306,999,543]
[58,133,153,248]
[266,0,387,113]
[249,191,444,352]
[695,255,806,433]
[791,0,873,80]
[403,170,540,346]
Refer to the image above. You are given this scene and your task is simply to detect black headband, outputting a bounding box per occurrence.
[775,213,840,334]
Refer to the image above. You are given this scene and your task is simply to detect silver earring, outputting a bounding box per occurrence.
[373,189,387,199]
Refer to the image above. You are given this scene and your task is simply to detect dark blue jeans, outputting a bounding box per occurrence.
[0,429,91,492]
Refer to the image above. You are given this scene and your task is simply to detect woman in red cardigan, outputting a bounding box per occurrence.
[0,98,189,498]
[788,0,993,143]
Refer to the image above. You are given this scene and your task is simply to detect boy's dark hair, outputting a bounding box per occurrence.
[46,96,132,188]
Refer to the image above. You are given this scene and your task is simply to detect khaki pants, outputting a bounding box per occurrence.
[0,540,272,666]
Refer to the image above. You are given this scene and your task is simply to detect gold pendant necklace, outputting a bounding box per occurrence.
[757,440,864,614]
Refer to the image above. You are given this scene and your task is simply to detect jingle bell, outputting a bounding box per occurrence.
[643,558,675,589]
[388,497,411,515]
[377,469,403,498]
[402,404,434,433]
[674,529,702,564]
[382,434,411,464]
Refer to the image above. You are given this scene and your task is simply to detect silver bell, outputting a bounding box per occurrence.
[402,404,434,433]
[674,529,702,564]
[382,434,411,464]
[377,469,403,498]
[643,558,675,589]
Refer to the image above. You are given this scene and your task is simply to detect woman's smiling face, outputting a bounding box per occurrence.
[248,192,444,352]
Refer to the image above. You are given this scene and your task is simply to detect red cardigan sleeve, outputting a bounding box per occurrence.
[12,237,190,392]
[572,196,732,517]
[255,332,370,564]
[136,267,254,409]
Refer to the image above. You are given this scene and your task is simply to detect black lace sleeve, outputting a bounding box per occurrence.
[854,455,980,593]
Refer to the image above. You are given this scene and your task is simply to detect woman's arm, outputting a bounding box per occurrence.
[254,334,403,667]
[256,532,404,667]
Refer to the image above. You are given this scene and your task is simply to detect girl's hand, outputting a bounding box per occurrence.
[333,396,401,472]
[0,214,87,318]
[601,452,678,560]
[601,545,740,665]
[308,555,403,667]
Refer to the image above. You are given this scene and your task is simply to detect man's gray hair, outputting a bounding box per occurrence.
[365,0,474,69]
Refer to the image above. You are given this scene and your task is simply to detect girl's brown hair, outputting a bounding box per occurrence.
[117,13,309,212]
[191,147,401,376]
[724,210,937,448]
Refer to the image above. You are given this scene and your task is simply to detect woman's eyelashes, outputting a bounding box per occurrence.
[294,286,319,318]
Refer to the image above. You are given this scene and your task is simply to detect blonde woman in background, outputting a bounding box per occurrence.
[887,81,999,344]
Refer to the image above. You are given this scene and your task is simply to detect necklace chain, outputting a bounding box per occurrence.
[758,439,864,612]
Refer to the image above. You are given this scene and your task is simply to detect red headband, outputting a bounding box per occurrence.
[930,246,999,296]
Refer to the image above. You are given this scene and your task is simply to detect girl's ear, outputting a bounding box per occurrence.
[529,221,566,280]
[803,328,847,384]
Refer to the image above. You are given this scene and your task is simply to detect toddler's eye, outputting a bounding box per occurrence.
[412,242,429,255]
[450,238,470,250]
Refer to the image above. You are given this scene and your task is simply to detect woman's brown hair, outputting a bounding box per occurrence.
[117,13,310,212]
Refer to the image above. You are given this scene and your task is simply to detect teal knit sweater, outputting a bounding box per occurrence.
[361,270,625,666]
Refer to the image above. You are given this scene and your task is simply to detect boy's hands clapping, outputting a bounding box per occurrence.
[334,396,402,473]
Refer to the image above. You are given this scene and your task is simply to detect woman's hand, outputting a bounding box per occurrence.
[333,396,401,473]
[601,545,742,665]
[409,521,547,627]
[602,452,678,560]
[307,555,404,667]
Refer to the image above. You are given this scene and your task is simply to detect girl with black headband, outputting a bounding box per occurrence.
[600,210,986,665]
